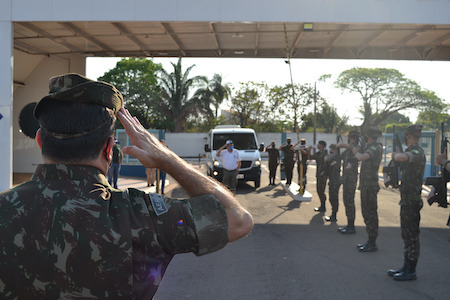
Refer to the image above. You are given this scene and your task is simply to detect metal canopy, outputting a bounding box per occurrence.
[13,21,450,60]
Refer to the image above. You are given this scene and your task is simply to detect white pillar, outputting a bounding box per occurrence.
[0,21,13,191]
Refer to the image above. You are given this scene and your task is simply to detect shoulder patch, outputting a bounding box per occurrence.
[149,193,168,216]
[412,149,420,154]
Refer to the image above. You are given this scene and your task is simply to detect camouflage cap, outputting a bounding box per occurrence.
[404,124,423,138]
[366,127,382,138]
[34,73,123,119]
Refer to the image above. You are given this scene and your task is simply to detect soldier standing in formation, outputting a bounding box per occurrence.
[324,144,341,222]
[309,141,328,212]
[387,125,425,281]
[336,131,360,234]
[265,142,280,185]
[279,138,295,185]
[292,139,308,191]
[354,127,383,252]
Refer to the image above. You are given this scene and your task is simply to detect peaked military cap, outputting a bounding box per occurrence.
[404,124,423,138]
[34,73,123,119]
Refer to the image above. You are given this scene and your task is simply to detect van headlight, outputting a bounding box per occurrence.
[214,160,220,167]
[255,159,261,166]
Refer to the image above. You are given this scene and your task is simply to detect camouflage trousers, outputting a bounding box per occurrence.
[400,199,422,261]
[328,181,341,214]
[360,187,379,242]
[284,160,294,185]
[342,175,358,221]
[316,175,328,208]
[269,162,278,181]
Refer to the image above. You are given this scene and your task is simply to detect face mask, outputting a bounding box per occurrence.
[229,145,233,151]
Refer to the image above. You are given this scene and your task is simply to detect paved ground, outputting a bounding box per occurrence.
[152,163,449,300]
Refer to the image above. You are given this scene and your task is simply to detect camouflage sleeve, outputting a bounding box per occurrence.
[132,190,228,257]
[404,149,422,165]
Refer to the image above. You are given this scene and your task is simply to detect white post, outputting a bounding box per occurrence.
[0,21,13,191]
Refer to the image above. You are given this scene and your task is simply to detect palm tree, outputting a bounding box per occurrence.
[152,58,207,132]
[194,73,231,119]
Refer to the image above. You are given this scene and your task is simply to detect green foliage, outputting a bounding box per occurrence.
[98,58,162,129]
[335,67,447,135]
[377,112,411,129]
[152,58,209,132]
[229,82,268,128]
[416,111,450,130]
[384,123,412,133]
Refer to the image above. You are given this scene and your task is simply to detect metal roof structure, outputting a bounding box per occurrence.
[14,21,450,61]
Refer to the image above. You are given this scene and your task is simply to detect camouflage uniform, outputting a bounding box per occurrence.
[326,150,341,218]
[281,144,295,185]
[312,149,328,210]
[341,146,359,225]
[295,148,308,189]
[399,144,425,261]
[266,147,280,185]
[359,141,383,245]
[0,164,228,299]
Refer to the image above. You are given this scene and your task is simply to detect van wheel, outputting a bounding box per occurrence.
[254,179,260,188]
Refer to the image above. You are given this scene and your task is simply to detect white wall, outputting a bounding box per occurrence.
[0,21,13,190]
[163,132,338,159]
[13,53,86,173]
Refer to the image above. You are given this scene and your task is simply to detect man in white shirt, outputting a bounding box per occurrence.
[217,140,241,191]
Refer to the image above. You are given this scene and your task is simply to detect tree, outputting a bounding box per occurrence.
[152,58,208,132]
[316,102,349,134]
[335,67,446,134]
[416,111,450,130]
[98,58,163,128]
[267,83,316,138]
[229,82,268,128]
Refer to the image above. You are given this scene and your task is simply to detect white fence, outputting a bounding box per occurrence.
[164,132,338,159]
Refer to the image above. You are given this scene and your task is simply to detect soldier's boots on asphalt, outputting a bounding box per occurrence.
[325,213,337,222]
[388,257,406,277]
[338,226,356,234]
[357,240,377,252]
[314,206,325,212]
[391,259,417,281]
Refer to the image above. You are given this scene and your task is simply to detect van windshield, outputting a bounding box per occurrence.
[213,133,257,150]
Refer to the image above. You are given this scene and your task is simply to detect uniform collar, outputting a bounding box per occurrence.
[32,164,109,186]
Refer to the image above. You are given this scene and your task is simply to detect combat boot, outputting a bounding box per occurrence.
[393,259,417,281]
[339,226,356,234]
[325,213,337,222]
[388,257,406,277]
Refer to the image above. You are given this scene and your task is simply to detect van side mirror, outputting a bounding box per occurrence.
[204,144,211,152]
[259,143,264,152]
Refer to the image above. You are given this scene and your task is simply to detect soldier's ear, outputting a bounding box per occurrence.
[35,128,42,150]
[104,137,114,162]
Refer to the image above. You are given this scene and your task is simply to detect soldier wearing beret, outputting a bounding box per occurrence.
[387,125,425,281]
[353,127,383,252]
[0,74,253,299]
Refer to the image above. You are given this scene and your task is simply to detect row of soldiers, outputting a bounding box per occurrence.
[265,125,426,281]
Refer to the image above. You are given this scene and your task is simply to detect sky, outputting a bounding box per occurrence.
[86,57,450,126]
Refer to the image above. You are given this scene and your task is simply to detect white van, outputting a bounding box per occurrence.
[204,125,264,188]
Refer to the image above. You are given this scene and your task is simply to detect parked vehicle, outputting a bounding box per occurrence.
[204,125,264,188]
